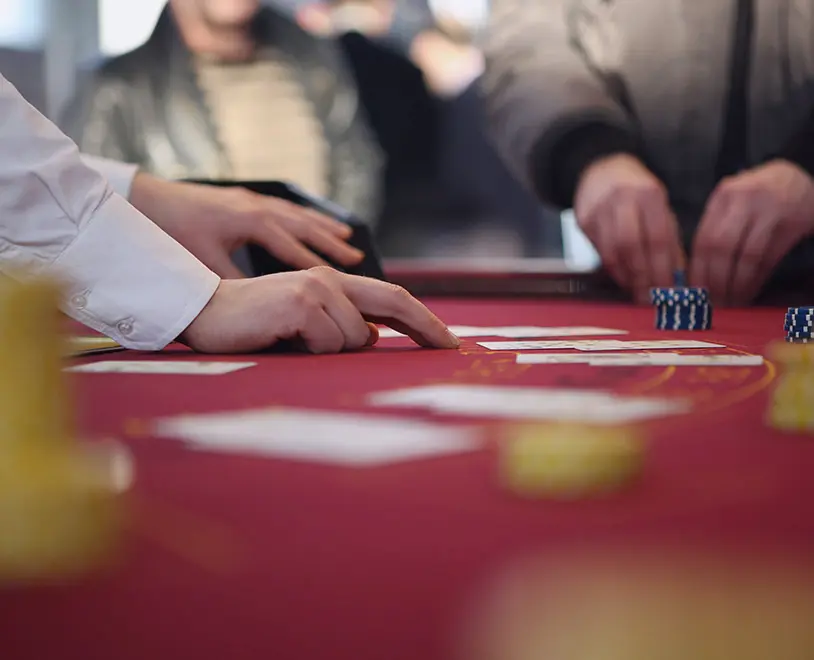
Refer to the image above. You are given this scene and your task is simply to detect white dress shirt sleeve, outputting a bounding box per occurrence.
[0,74,220,350]
[80,154,139,200]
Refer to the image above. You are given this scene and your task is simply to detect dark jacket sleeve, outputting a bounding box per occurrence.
[542,122,642,208]
[481,0,639,209]
[776,112,814,178]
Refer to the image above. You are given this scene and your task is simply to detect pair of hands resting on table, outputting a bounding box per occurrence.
[128,173,459,353]
[574,154,814,305]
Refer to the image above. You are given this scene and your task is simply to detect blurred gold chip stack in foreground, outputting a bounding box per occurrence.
[765,342,814,433]
[0,276,122,582]
[466,551,814,660]
[499,423,645,498]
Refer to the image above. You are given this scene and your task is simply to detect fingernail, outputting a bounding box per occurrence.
[447,330,461,347]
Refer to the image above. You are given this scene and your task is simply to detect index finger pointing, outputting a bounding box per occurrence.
[339,274,460,348]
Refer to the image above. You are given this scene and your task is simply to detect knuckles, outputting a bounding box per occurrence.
[384,282,410,300]
[288,268,335,308]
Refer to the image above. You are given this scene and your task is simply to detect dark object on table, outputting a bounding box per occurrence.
[187,180,386,281]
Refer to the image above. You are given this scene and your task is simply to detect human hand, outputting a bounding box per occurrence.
[574,154,683,303]
[690,159,814,305]
[128,174,364,278]
[408,30,484,97]
[180,267,460,354]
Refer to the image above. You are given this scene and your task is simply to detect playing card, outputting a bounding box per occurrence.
[574,340,726,352]
[586,354,764,367]
[67,336,124,357]
[67,360,257,375]
[516,352,683,364]
[378,326,627,339]
[154,407,481,466]
[479,340,583,351]
[369,384,691,424]
[479,340,725,351]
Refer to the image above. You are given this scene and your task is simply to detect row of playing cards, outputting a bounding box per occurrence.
[378,325,627,339]
[369,384,690,424]
[479,339,725,351]
[516,353,763,366]
[152,383,692,466]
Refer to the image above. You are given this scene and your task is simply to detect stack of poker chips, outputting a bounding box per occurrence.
[649,272,712,331]
[0,276,124,582]
[765,341,814,433]
[499,423,645,499]
[785,307,814,343]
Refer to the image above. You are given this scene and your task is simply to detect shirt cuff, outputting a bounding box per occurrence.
[80,154,139,200]
[49,193,220,350]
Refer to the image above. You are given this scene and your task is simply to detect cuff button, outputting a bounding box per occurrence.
[70,294,87,309]
[116,320,134,336]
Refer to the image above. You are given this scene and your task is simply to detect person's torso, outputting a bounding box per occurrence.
[110,8,363,190]
[194,48,330,195]
[567,0,814,214]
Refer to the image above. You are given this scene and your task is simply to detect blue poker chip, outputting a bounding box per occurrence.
[787,307,814,314]
[786,330,814,339]
[655,302,712,330]
[786,337,813,343]
[651,287,710,305]
[651,293,710,307]
[784,320,814,330]
[786,332,812,341]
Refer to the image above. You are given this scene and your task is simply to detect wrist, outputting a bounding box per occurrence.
[128,171,160,215]
[577,153,643,194]
[128,172,182,233]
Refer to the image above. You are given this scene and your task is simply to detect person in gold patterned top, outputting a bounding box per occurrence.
[62,0,383,225]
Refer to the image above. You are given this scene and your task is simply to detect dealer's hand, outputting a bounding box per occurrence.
[574,154,684,303]
[128,173,363,278]
[690,160,814,305]
[180,267,460,354]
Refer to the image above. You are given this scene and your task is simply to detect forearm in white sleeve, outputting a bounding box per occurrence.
[0,74,220,350]
[80,153,139,200]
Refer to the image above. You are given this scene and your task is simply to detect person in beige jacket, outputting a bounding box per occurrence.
[482,0,814,305]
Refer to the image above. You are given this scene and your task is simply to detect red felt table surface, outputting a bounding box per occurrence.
[3,298,814,660]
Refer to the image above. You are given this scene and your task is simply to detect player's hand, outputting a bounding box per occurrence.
[128,173,364,278]
[690,160,814,305]
[408,30,484,97]
[574,154,683,303]
[179,267,460,353]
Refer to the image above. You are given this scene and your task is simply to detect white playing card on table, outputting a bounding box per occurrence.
[516,352,683,364]
[377,326,627,339]
[574,340,726,351]
[479,340,583,351]
[479,339,725,351]
[586,354,764,367]
[495,326,628,338]
[154,408,481,466]
[67,360,257,375]
[369,384,691,424]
